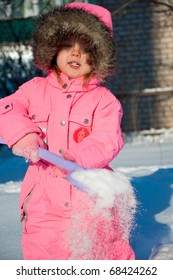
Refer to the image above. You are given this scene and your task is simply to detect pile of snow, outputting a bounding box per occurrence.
[0,181,21,193]
[124,127,173,144]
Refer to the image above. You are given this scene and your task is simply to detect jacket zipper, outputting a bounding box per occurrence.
[21,187,34,222]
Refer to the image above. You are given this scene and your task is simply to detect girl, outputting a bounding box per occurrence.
[0,2,135,259]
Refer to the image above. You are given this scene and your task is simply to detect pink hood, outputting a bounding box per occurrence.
[66,2,113,32]
[32,2,117,80]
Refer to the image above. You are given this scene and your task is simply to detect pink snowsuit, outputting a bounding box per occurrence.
[0,3,135,260]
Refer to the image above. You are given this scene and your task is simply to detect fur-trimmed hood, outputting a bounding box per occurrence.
[32,2,117,80]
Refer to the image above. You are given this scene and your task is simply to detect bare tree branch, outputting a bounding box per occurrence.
[112,0,137,16]
[112,0,173,17]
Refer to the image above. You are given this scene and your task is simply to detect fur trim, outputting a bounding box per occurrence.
[32,6,117,80]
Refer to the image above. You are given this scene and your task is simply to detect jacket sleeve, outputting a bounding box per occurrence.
[0,79,41,147]
[68,91,124,168]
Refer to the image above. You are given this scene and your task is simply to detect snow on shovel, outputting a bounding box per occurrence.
[0,137,137,259]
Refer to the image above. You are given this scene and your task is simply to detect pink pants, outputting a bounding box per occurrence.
[21,166,135,260]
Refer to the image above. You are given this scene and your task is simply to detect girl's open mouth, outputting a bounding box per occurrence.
[68,61,80,68]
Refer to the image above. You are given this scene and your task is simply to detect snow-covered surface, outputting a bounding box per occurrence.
[0,128,173,260]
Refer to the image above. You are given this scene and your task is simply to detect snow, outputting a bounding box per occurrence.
[0,128,173,260]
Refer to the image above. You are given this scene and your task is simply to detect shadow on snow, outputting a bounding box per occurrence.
[131,168,173,259]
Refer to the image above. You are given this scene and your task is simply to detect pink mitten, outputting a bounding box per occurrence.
[63,151,76,162]
[12,133,45,163]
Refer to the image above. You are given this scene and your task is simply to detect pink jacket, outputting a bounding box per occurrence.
[0,72,124,166]
[0,72,124,205]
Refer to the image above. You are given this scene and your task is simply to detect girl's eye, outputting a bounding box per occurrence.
[63,44,72,49]
[60,42,73,49]
[83,48,90,53]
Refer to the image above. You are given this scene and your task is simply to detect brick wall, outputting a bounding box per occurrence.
[117,90,173,131]
[97,0,173,131]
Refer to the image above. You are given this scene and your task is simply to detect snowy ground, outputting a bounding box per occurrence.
[0,128,173,260]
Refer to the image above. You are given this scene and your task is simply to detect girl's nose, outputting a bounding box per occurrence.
[71,46,81,57]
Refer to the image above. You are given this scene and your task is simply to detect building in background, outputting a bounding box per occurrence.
[97,0,173,131]
[0,0,173,132]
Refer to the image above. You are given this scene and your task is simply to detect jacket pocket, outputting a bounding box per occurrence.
[0,102,13,114]
[69,113,92,127]
[29,106,50,124]
[21,187,35,222]
[21,185,35,234]
[21,189,33,222]
[44,176,72,216]
[29,107,50,143]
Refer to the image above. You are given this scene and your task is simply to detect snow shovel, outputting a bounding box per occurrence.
[0,137,87,191]
[0,137,136,210]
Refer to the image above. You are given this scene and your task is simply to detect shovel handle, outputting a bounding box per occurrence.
[38,147,84,172]
[0,137,87,190]
[0,137,84,172]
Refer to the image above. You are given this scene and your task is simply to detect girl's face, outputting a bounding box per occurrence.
[56,41,93,79]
